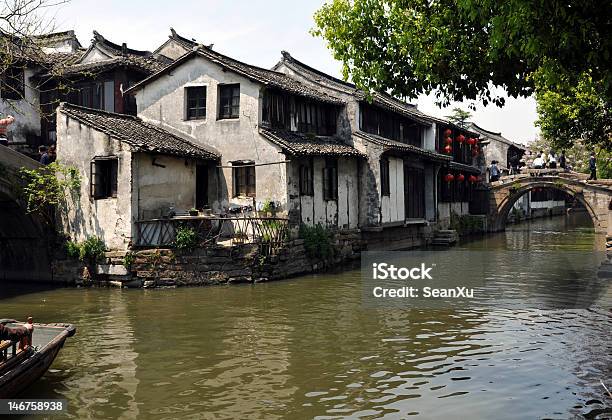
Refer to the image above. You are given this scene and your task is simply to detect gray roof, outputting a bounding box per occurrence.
[468,123,526,150]
[449,161,481,174]
[353,131,450,162]
[127,47,344,105]
[260,128,365,157]
[276,52,437,125]
[58,103,219,160]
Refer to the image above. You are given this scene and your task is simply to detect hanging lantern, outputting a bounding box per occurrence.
[444,137,453,145]
[444,144,452,154]
[456,134,466,144]
[468,175,478,183]
[444,173,455,183]
[457,173,465,182]
[467,137,476,147]
[444,128,452,137]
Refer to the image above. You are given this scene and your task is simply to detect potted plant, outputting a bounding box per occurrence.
[189,207,199,216]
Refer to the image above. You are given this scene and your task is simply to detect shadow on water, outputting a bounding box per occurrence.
[0,281,65,301]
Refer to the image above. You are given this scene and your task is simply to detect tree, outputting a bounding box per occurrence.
[535,71,611,152]
[312,0,611,150]
[445,107,471,128]
[1,0,69,103]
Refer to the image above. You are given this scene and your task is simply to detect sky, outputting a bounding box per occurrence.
[48,0,538,144]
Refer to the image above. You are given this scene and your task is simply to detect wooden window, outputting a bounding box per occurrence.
[296,99,337,136]
[232,162,256,197]
[299,160,314,196]
[322,158,338,201]
[0,67,25,100]
[185,86,206,120]
[90,158,118,199]
[219,84,240,119]
[262,89,289,129]
[76,81,113,111]
[359,103,422,146]
[380,158,390,196]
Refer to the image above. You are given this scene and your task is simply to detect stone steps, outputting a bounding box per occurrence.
[431,230,458,246]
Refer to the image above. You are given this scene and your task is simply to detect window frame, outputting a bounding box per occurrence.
[185,86,207,120]
[218,84,240,120]
[232,161,256,197]
[90,157,118,200]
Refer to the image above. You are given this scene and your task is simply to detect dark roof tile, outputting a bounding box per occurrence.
[59,103,219,160]
[260,127,365,157]
[353,131,450,162]
[128,48,344,105]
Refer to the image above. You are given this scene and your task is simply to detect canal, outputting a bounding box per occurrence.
[2,213,611,419]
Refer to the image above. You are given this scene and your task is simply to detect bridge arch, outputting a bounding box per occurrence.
[0,150,53,282]
[488,175,612,235]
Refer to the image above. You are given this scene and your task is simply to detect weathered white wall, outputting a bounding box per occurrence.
[0,68,41,146]
[156,40,190,60]
[287,157,359,229]
[133,153,198,219]
[135,56,287,213]
[381,157,405,223]
[530,200,565,209]
[56,113,133,250]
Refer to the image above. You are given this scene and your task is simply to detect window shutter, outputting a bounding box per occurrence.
[90,160,96,198]
[110,160,118,198]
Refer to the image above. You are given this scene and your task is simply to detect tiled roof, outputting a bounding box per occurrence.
[276,51,436,125]
[58,103,219,160]
[32,30,82,48]
[449,161,481,174]
[260,127,365,157]
[353,131,451,162]
[127,48,345,105]
[47,55,165,77]
[468,123,526,150]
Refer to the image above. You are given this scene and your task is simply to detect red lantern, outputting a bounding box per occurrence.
[468,175,478,183]
[457,173,465,182]
[444,137,453,145]
[457,134,465,144]
[444,145,452,154]
[467,137,476,147]
[444,128,452,137]
[444,173,455,183]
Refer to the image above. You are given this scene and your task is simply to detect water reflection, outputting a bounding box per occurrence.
[1,213,610,419]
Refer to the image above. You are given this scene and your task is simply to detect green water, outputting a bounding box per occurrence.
[2,213,611,419]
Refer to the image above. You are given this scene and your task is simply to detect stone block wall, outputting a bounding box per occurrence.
[114,229,364,288]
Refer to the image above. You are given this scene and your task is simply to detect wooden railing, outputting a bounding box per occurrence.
[135,216,289,254]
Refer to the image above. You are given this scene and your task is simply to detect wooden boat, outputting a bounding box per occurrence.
[0,321,76,398]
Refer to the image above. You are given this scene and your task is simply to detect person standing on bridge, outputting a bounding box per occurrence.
[588,152,597,180]
[0,114,15,146]
[559,151,567,171]
[490,160,500,182]
[533,154,544,169]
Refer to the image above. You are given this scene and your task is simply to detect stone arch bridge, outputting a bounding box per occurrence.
[488,171,612,236]
[0,146,52,282]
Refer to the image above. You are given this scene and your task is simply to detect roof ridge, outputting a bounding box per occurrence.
[280,50,357,89]
[469,122,502,136]
[92,30,152,57]
[60,102,142,121]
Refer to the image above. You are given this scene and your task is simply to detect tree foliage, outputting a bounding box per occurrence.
[18,161,80,225]
[313,0,611,149]
[445,107,471,128]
